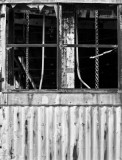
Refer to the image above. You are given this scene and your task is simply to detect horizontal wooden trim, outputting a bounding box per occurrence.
[7,44,57,47]
[62,44,118,48]
[2,92,122,105]
[1,0,122,4]
[7,44,117,48]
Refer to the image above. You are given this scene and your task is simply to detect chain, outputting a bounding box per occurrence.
[95,10,99,89]
[26,10,29,89]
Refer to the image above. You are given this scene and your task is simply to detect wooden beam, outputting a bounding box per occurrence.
[1,0,122,4]
[7,44,117,48]
[117,5,122,89]
[1,5,6,91]
[60,5,75,88]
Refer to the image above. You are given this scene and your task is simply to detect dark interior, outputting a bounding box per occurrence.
[7,4,118,89]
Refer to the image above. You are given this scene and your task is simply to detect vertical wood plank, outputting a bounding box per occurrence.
[1,4,6,90]
[78,106,85,160]
[85,106,91,160]
[117,5,122,89]
[61,6,75,88]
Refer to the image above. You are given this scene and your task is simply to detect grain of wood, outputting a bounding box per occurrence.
[1,0,122,4]
[1,5,6,90]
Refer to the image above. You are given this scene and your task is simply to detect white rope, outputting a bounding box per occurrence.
[76,15,91,89]
[90,48,117,59]
[39,13,45,90]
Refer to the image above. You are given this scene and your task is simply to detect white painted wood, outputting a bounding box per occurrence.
[1,5,6,90]
[1,0,122,4]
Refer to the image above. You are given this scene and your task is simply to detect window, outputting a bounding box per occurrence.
[6,4,118,90]
[75,4,117,89]
[7,4,58,89]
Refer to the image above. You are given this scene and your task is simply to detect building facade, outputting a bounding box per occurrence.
[0,0,122,160]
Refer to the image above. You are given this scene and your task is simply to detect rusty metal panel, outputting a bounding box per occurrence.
[0,92,122,160]
[1,0,122,4]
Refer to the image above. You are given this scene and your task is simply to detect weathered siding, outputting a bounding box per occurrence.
[0,92,122,160]
[1,0,122,4]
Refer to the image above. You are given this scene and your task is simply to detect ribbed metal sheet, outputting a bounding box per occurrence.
[0,104,122,160]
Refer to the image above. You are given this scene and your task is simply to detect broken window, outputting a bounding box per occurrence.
[75,4,118,89]
[6,4,118,90]
[7,4,57,89]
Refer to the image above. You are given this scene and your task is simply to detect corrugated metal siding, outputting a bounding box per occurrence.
[0,103,122,160]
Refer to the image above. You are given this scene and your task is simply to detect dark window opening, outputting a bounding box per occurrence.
[7,4,57,89]
[75,4,118,89]
[6,4,118,90]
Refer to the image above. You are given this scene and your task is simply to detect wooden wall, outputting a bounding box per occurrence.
[0,92,122,160]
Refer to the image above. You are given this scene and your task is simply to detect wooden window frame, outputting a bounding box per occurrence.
[0,3,122,91]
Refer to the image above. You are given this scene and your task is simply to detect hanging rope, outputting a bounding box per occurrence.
[75,12,91,89]
[26,10,29,89]
[95,10,99,89]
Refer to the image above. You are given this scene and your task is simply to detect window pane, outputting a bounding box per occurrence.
[7,4,57,44]
[8,47,57,89]
[75,48,95,89]
[99,48,118,88]
[75,4,118,89]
